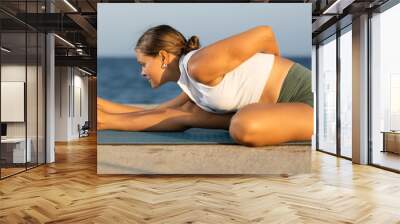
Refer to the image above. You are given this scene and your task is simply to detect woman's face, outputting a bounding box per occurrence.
[135,49,164,88]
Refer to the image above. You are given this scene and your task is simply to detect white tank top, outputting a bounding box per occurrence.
[177,49,275,114]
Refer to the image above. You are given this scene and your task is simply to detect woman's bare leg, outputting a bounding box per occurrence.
[229,103,314,146]
[97,97,145,114]
[98,100,234,131]
[98,99,314,147]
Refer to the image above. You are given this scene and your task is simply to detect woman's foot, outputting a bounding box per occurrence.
[97,109,109,130]
[97,97,111,112]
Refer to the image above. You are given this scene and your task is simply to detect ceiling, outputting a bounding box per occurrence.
[0,0,390,75]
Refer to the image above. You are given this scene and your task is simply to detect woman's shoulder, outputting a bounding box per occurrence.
[179,49,202,81]
[180,49,201,66]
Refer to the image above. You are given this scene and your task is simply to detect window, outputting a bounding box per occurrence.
[339,27,352,158]
[371,3,400,171]
[0,1,47,179]
[317,35,337,154]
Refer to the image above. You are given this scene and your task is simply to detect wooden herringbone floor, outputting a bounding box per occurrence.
[1,135,400,224]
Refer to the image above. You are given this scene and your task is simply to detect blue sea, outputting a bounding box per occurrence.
[98,57,311,104]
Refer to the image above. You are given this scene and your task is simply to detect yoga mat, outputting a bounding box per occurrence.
[97,128,311,145]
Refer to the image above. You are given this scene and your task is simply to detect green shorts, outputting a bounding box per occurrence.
[276,63,314,108]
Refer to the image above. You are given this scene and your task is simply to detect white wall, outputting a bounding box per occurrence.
[1,63,46,164]
[55,67,89,141]
[73,73,89,138]
[1,65,26,139]
[0,65,41,138]
[55,66,69,141]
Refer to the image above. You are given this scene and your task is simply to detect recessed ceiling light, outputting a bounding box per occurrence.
[54,34,75,48]
[322,0,354,15]
[78,67,93,76]
[1,47,11,53]
[63,0,78,12]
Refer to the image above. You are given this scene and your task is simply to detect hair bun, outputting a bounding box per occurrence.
[183,36,200,54]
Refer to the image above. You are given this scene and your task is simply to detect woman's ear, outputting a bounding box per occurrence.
[158,50,169,64]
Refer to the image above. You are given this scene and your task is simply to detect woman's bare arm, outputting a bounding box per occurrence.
[188,26,280,85]
[97,100,233,132]
[97,97,144,113]
[154,91,190,109]
[98,91,189,114]
[97,107,190,131]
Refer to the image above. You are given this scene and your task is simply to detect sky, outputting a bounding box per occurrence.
[98,3,311,59]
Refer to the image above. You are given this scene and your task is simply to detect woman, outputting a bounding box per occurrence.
[98,24,314,147]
